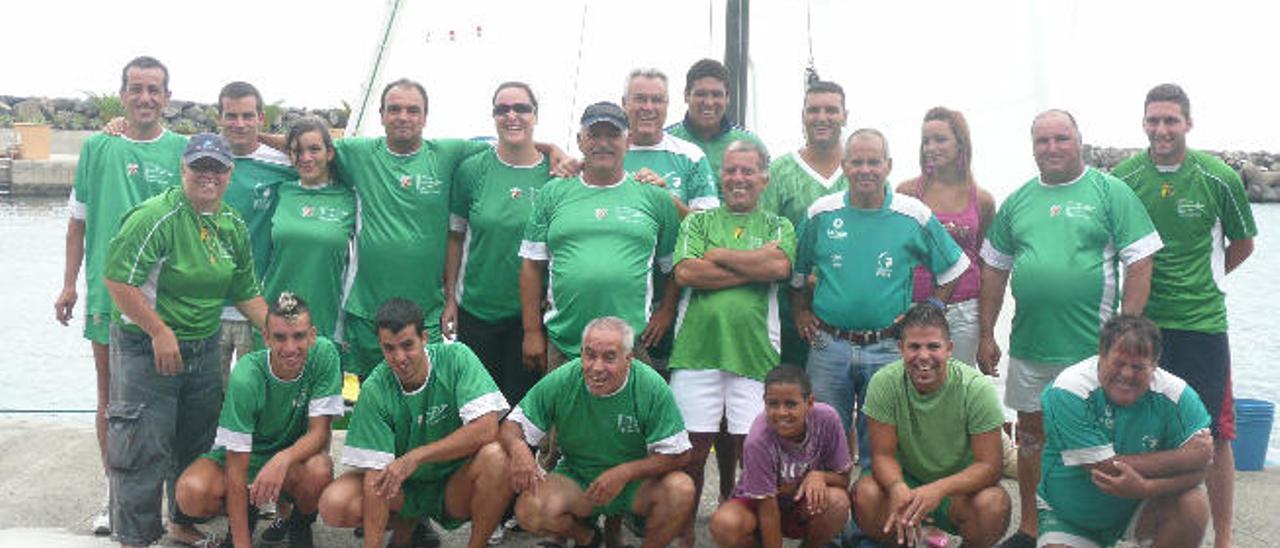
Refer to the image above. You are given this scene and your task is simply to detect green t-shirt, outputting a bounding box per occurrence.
[71,130,187,316]
[211,337,343,467]
[793,189,968,330]
[449,149,553,322]
[1039,357,1210,531]
[104,187,259,340]
[669,207,796,380]
[666,118,767,193]
[519,176,680,355]
[863,358,1004,483]
[262,181,356,339]
[509,359,690,482]
[761,151,848,232]
[624,135,719,211]
[1111,150,1258,333]
[342,342,509,483]
[221,146,295,320]
[333,137,490,332]
[981,168,1163,365]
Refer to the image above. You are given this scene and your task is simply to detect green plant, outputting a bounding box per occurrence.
[84,91,125,126]
[0,114,12,128]
[16,109,46,124]
[172,118,199,135]
[263,100,285,131]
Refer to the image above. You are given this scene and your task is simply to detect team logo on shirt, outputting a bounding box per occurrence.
[127,163,140,176]
[1176,199,1205,218]
[663,172,681,189]
[1142,435,1159,451]
[253,185,274,211]
[400,175,413,188]
[1049,204,1062,217]
[829,252,844,270]
[143,164,177,188]
[420,404,451,426]
[302,206,315,217]
[826,217,848,240]
[510,187,522,199]
[1160,182,1175,198]
[875,252,894,278]
[616,415,640,434]
[595,207,608,220]
[1064,201,1096,219]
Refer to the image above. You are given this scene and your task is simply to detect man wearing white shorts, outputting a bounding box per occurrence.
[668,141,795,547]
[978,110,1161,548]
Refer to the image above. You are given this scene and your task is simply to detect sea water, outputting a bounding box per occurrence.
[1,197,1275,461]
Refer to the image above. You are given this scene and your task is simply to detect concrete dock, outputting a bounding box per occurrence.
[1,417,1276,547]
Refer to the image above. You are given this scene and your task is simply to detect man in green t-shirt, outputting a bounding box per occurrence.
[518,102,681,370]
[1111,83,1257,548]
[214,81,296,382]
[668,140,794,544]
[759,81,850,371]
[1037,315,1211,548]
[174,294,341,547]
[666,58,768,193]
[979,110,1162,548]
[501,316,695,548]
[53,56,186,536]
[853,305,1009,547]
[318,298,511,548]
[622,67,719,218]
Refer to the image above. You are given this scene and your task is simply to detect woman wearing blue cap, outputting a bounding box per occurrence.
[102,132,267,547]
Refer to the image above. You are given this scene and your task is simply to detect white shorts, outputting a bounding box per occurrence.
[671,369,764,434]
[1004,356,1070,413]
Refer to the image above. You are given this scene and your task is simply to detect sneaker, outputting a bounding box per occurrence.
[286,512,317,548]
[261,515,290,544]
[995,531,1037,548]
[487,522,507,546]
[92,505,111,536]
[412,520,443,548]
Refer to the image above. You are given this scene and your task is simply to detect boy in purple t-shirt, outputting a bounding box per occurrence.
[709,366,852,548]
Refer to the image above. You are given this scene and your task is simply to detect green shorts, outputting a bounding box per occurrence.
[859,469,957,534]
[399,477,468,530]
[556,465,644,519]
[84,313,111,344]
[201,449,271,484]
[1037,502,1139,548]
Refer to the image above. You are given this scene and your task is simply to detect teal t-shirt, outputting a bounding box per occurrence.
[981,168,1163,364]
[509,359,690,482]
[333,137,490,333]
[449,149,553,322]
[863,358,1004,483]
[624,135,719,211]
[262,181,356,339]
[666,118,767,194]
[104,187,259,340]
[341,342,509,483]
[1038,357,1210,530]
[71,130,187,316]
[669,207,795,380]
[1111,150,1257,333]
[793,189,968,330]
[519,175,680,355]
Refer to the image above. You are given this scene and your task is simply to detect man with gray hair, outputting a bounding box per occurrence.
[979,110,1162,548]
[668,141,796,546]
[792,129,969,466]
[501,316,695,548]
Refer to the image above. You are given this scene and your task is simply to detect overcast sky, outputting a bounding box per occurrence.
[7,0,1275,196]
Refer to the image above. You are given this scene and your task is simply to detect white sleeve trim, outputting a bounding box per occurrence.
[449,213,468,233]
[648,430,692,455]
[656,254,675,274]
[459,391,510,423]
[507,405,546,446]
[1061,444,1115,466]
[519,240,549,261]
[935,252,971,286]
[308,395,345,417]
[214,427,253,453]
[342,446,395,470]
[1179,428,1210,447]
[979,239,1013,271]
[688,196,720,211]
[1119,231,1164,266]
[68,190,87,220]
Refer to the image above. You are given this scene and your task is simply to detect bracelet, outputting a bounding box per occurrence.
[926,296,946,310]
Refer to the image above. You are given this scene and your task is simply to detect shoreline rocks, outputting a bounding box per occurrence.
[0,94,348,134]
[1086,145,1279,203]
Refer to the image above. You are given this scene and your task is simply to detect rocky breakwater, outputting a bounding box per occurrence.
[1086,145,1280,203]
[0,94,348,134]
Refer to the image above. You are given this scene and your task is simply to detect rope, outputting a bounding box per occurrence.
[804,0,819,86]
[566,1,591,150]
[0,409,96,414]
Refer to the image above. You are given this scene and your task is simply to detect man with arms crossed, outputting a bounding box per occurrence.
[1038,315,1212,548]
[1111,83,1257,548]
[980,110,1162,548]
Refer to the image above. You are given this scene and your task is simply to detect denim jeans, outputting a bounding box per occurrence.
[804,330,900,465]
[108,325,223,546]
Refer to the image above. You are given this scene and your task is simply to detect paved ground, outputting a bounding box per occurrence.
[1,417,1276,547]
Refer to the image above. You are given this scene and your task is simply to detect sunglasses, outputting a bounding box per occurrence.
[492,103,535,116]
[189,160,231,174]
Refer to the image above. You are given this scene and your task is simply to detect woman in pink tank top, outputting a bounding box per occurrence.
[894,107,995,366]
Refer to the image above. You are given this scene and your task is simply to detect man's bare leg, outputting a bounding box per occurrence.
[630,472,696,548]
[1206,439,1234,548]
[442,442,512,548]
[514,473,597,545]
[1013,411,1043,537]
[678,432,716,548]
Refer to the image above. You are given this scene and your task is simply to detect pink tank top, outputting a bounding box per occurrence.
[911,181,982,302]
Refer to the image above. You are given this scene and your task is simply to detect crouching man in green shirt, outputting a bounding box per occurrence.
[501,316,695,548]
[319,298,512,548]
[175,293,342,547]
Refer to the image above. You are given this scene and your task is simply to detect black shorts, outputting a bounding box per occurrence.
[1159,328,1234,440]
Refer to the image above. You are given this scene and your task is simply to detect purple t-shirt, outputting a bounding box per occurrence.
[733,402,852,501]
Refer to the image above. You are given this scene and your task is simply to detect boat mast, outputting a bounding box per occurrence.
[723,0,749,127]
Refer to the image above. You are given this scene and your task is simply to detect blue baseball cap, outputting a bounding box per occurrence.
[183,133,233,167]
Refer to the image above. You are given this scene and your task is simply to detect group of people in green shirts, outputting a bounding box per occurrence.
[58,52,1255,548]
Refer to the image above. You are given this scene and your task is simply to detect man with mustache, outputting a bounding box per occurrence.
[980,110,1162,548]
[852,304,1009,547]
[519,102,681,371]
[792,129,968,467]
[1036,315,1211,548]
